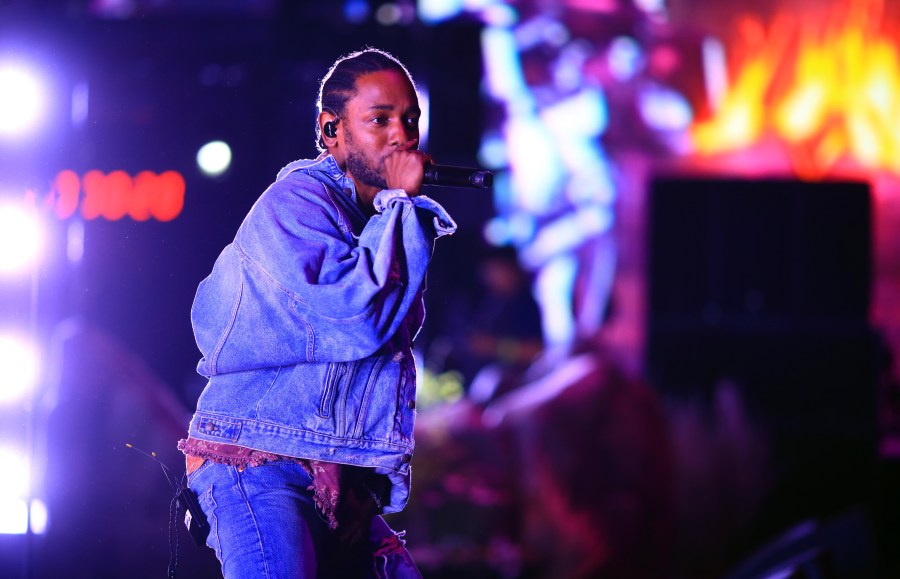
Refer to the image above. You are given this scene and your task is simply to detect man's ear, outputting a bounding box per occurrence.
[318,110,339,149]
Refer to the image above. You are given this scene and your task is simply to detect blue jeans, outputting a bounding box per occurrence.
[187,460,421,579]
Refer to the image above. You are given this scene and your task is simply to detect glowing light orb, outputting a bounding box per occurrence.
[0,448,43,535]
[197,140,232,178]
[0,203,43,274]
[0,448,29,499]
[0,65,46,138]
[0,336,39,404]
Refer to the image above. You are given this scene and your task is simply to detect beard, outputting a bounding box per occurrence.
[344,126,388,190]
[346,149,388,191]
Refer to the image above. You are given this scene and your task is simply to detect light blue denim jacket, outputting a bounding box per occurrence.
[186,154,456,513]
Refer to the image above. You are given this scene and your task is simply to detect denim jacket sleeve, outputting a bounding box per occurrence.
[191,170,456,375]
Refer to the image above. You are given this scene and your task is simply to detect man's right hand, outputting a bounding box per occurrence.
[384,147,431,197]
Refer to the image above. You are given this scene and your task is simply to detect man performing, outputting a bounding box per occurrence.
[178,47,456,578]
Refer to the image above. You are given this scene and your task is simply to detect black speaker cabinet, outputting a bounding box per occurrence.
[648,177,871,328]
[645,176,879,537]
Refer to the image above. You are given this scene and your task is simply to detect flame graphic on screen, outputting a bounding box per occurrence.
[692,0,900,179]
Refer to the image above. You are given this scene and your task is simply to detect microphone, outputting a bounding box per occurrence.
[423,164,493,188]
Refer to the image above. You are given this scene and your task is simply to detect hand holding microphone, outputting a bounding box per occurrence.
[384,146,430,196]
[385,145,493,193]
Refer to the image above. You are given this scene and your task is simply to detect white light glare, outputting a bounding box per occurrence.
[30,499,48,534]
[480,3,517,27]
[196,140,232,178]
[0,498,28,534]
[0,498,47,535]
[481,26,530,102]
[0,448,29,499]
[702,36,728,113]
[0,203,43,275]
[417,0,464,23]
[0,65,46,138]
[638,85,694,131]
[0,335,39,403]
[0,446,46,534]
[417,87,430,149]
[478,133,508,168]
[634,0,667,13]
[483,217,510,246]
[0,448,42,535]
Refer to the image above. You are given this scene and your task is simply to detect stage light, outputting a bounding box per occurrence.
[634,0,667,14]
[29,499,47,534]
[66,220,85,265]
[478,133,508,168]
[417,0,463,23]
[533,255,577,346]
[0,202,44,275]
[480,3,517,27]
[701,37,728,112]
[0,447,29,534]
[197,140,232,178]
[375,2,402,24]
[520,205,614,265]
[0,447,43,535]
[417,87,430,149]
[483,217,510,246]
[71,81,89,129]
[0,335,39,404]
[540,87,608,137]
[607,36,643,81]
[50,169,186,222]
[0,498,28,534]
[0,64,46,138]
[639,85,694,132]
[506,116,564,213]
[0,498,44,534]
[344,0,370,23]
[481,26,530,102]
[0,448,28,501]
[483,212,536,247]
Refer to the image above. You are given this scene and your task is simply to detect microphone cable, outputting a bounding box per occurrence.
[126,443,209,579]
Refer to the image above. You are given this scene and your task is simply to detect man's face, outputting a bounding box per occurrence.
[344,129,388,191]
[336,69,420,198]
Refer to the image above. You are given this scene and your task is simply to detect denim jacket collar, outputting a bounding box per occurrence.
[277,153,360,208]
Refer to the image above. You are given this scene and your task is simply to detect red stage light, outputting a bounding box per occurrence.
[48,169,185,222]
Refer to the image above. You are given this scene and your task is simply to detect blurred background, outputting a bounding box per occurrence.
[0,0,899,577]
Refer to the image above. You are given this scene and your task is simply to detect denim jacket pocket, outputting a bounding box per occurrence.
[318,362,340,418]
[352,355,388,439]
[195,415,243,443]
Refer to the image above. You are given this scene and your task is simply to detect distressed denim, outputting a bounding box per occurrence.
[187,459,422,579]
[186,154,456,513]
